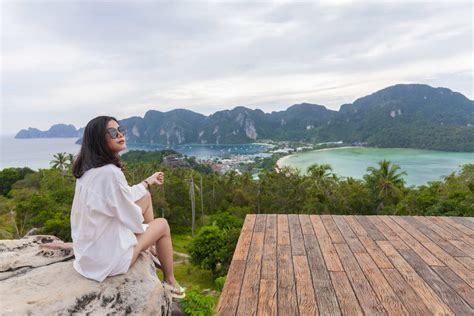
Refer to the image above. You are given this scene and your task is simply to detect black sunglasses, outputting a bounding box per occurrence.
[106,126,126,139]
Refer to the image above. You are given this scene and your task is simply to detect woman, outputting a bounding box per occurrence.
[70,115,185,299]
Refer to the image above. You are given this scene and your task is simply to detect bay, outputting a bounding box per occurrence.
[0,135,271,170]
[278,147,474,186]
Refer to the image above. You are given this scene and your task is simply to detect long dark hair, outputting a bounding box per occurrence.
[72,116,123,178]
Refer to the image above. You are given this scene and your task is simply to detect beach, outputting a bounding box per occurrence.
[276,146,360,169]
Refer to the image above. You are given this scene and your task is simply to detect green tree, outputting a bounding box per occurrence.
[50,152,68,175]
[0,167,34,196]
[66,153,76,170]
[364,160,407,213]
[189,226,227,276]
[307,163,333,180]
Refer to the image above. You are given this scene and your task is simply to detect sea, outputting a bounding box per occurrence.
[0,134,272,170]
[2,135,473,186]
[278,147,474,186]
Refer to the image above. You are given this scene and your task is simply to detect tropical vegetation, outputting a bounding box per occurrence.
[0,149,473,314]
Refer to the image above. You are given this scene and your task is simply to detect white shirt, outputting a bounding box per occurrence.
[70,163,148,282]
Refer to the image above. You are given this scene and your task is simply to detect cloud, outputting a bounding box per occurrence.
[1,0,472,134]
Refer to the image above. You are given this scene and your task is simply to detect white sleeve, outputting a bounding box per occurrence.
[113,167,148,202]
[107,183,146,234]
[129,182,148,202]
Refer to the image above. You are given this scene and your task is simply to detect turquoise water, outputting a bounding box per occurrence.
[0,135,271,170]
[279,147,474,186]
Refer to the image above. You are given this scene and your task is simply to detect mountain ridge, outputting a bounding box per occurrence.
[15,84,474,151]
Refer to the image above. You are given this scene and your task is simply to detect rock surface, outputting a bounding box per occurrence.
[0,235,172,315]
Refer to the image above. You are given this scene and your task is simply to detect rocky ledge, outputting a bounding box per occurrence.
[0,235,173,315]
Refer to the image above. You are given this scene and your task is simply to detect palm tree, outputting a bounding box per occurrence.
[364,159,407,212]
[66,153,76,170]
[307,164,333,180]
[50,152,68,175]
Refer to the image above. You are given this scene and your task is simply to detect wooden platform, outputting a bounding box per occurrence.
[216,215,474,315]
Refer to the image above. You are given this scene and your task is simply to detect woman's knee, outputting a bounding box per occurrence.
[155,218,170,236]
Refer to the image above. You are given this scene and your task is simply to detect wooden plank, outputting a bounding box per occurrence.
[399,248,473,315]
[393,216,474,287]
[299,214,314,235]
[355,215,386,240]
[242,214,256,231]
[430,216,474,246]
[258,215,277,316]
[277,215,290,245]
[329,271,363,316]
[233,215,256,261]
[343,215,369,237]
[237,229,265,315]
[421,216,474,254]
[257,279,277,316]
[452,216,474,230]
[369,216,410,250]
[216,260,247,315]
[303,232,341,315]
[354,252,407,315]
[380,268,432,315]
[440,217,474,240]
[288,214,306,256]
[333,215,366,253]
[345,217,393,269]
[254,214,266,232]
[456,256,474,271]
[334,243,386,315]
[217,215,256,315]
[428,216,468,239]
[277,244,298,315]
[379,216,444,266]
[377,240,453,315]
[293,256,318,315]
[407,216,467,257]
[310,215,330,238]
[417,216,462,241]
[432,266,474,309]
[277,216,297,314]
[310,215,344,272]
[321,215,345,244]
[449,240,474,258]
[357,235,393,269]
[261,215,277,279]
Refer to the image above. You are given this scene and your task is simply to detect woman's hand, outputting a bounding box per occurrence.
[145,172,165,187]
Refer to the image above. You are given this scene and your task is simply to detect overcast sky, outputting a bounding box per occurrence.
[1,0,472,135]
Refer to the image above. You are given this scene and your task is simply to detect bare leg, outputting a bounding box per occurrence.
[131,218,176,286]
[135,191,154,224]
[135,191,158,255]
[133,192,175,285]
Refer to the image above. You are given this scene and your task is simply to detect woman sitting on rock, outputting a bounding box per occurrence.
[70,115,185,299]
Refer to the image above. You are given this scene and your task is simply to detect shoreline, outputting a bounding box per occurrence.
[276,146,362,168]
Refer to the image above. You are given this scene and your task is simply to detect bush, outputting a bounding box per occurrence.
[0,167,34,196]
[190,212,243,277]
[208,211,244,231]
[180,289,217,316]
[189,226,227,276]
[214,276,226,292]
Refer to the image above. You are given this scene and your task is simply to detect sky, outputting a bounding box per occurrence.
[1,0,473,135]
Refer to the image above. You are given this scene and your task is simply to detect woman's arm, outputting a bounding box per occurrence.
[107,183,146,234]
